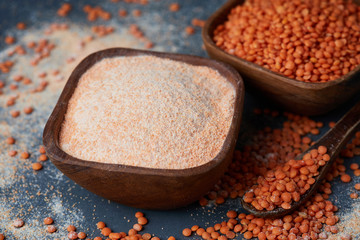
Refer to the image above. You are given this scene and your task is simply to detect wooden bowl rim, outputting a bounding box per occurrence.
[202,0,360,90]
[43,47,245,178]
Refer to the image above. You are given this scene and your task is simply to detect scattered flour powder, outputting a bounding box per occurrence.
[59,55,235,169]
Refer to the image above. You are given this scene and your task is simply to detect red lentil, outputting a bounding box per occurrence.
[144,41,154,49]
[128,230,138,237]
[329,122,336,128]
[9,83,18,90]
[32,162,43,171]
[67,225,76,232]
[135,212,143,218]
[226,210,237,219]
[38,154,48,161]
[47,225,57,233]
[5,36,15,45]
[13,75,23,82]
[243,231,253,239]
[16,22,26,30]
[23,106,34,114]
[341,174,352,183]
[191,18,205,28]
[8,150,17,157]
[133,223,142,231]
[97,221,106,229]
[68,231,78,240]
[138,217,148,225]
[226,231,235,239]
[13,219,24,228]
[39,146,46,154]
[118,9,128,17]
[10,110,20,118]
[43,217,53,225]
[169,3,180,12]
[132,9,142,17]
[350,163,359,170]
[350,193,358,199]
[142,233,152,240]
[182,228,192,237]
[185,26,195,35]
[6,137,15,145]
[6,98,15,106]
[78,232,87,239]
[109,232,121,239]
[190,225,198,232]
[22,77,32,85]
[101,227,111,236]
[201,231,210,239]
[20,151,30,159]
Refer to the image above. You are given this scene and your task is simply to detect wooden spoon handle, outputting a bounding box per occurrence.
[312,101,360,158]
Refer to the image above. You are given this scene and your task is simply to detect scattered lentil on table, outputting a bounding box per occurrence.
[13,219,25,228]
[47,225,57,233]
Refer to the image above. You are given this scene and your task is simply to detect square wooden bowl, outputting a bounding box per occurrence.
[202,0,360,116]
[43,48,244,210]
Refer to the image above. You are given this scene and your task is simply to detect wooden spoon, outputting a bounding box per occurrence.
[241,101,360,218]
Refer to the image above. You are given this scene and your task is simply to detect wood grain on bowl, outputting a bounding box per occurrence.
[202,0,360,116]
[43,48,244,210]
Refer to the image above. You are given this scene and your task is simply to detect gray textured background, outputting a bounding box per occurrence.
[0,0,359,239]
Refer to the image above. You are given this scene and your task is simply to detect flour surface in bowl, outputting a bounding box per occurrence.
[59,55,235,169]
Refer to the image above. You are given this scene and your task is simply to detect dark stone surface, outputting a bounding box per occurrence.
[0,0,359,239]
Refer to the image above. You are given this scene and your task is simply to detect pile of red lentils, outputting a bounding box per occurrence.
[184,110,360,240]
[213,0,360,82]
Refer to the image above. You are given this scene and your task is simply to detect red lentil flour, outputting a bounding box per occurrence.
[60,56,235,169]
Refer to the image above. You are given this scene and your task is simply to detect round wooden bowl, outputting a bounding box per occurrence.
[202,0,360,116]
[43,48,244,210]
